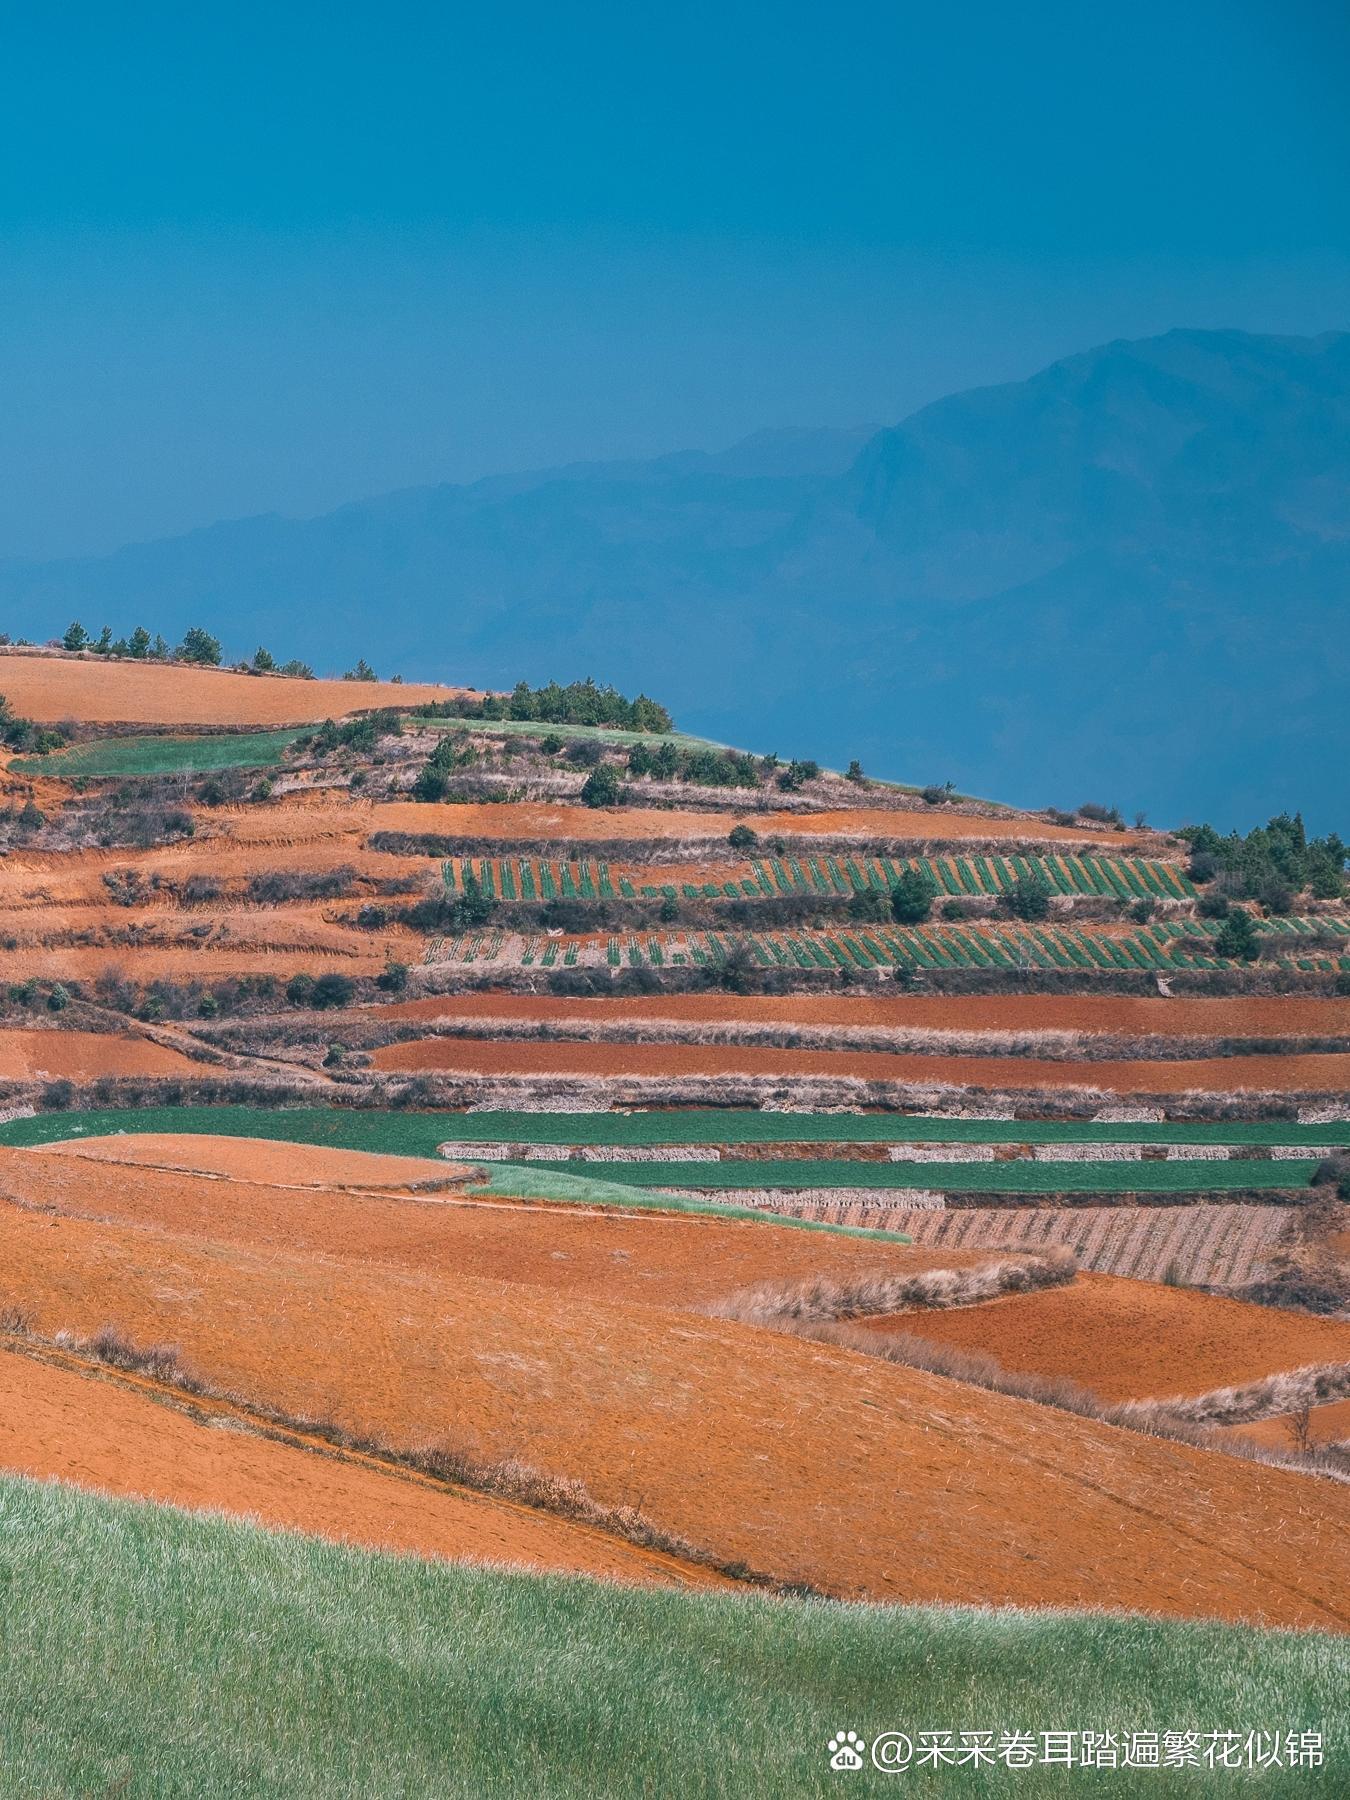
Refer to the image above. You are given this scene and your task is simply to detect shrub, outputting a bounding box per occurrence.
[580,764,623,808]
[847,888,890,923]
[311,973,355,1009]
[46,984,70,1012]
[376,961,408,993]
[1001,871,1053,921]
[890,867,938,924]
[921,782,955,806]
[1077,801,1123,826]
[177,626,222,666]
[1197,889,1230,919]
[286,973,315,1007]
[1214,909,1261,962]
[728,824,758,850]
[845,760,865,783]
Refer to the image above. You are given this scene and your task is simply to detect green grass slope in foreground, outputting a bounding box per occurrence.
[2,1477,1342,1799]
[9,727,304,777]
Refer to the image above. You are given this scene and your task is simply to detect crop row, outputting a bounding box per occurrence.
[799,1203,1288,1287]
[438,852,1195,903]
[425,920,1350,974]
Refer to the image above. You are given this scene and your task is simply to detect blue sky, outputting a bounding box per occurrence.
[1,0,1347,558]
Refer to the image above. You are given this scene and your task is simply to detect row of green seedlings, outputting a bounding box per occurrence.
[438,853,1195,905]
[748,852,1194,902]
[423,919,1350,973]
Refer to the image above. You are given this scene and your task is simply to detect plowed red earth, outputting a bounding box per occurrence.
[16,1141,986,1306]
[0,1345,714,1587]
[3,1152,1348,1627]
[370,1035,1350,1094]
[0,1029,198,1079]
[0,651,473,725]
[378,991,1350,1038]
[365,799,1149,846]
[858,1276,1350,1403]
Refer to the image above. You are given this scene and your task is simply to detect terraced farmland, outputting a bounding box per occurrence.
[438,850,1196,902]
[514,1156,1319,1195]
[424,917,1350,973]
[6,1104,1344,1153]
[890,1204,1291,1287]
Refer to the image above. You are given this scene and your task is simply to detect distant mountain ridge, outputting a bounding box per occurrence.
[3,329,1347,829]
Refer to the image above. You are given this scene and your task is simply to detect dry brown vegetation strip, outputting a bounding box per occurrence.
[857,1276,1350,1404]
[369,1034,1350,1093]
[0,651,471,725]
[1,1159,1347,1626]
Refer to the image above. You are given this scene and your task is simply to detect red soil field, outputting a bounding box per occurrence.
[365,799,1150,846]
[43,1134,473,1193]
[0,650,473,725]
[0,1345,710,1588]
[380,990,1350,1039]
[0,945,392,984]
[859,1275,1350,1404]
[17,1141,984,1307]
[370,1034,1350,1094]
[0,1029,199,1081]
[2,1175,1347,1626]
[1219,1397,1350,1452]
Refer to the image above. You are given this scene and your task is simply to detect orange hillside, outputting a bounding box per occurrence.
[0,649,477,726]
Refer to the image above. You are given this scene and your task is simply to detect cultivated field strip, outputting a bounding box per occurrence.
[881,1204,1289,1287]
[424,918,1350,973]
[702,1197,1288,1286]
[438,851,1196,902]
[507,1156,1317,1194]
[2,1104,1344,1162]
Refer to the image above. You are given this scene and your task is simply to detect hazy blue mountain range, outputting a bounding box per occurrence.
[3,329,1347,830]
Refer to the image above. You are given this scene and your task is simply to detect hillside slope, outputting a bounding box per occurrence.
[3,330,1347,826]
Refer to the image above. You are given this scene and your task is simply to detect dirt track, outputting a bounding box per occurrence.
[381,991,1350,1039]
[2,1172,1347,1627]
[861,1276,1350,1403]
[0,651,471,725]
[370,1034,1350,1093]
[0,1344,712,1588]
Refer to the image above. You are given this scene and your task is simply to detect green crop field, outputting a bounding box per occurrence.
[10,728,305,778]
[2,1476,1341,1798]
[751,851,1195,901]
[2,1104,1345,1153]
[518,1157,1319,1195]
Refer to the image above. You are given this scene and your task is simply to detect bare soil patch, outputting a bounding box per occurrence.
[1218,1397,1350,1452]
[35,1133,472,1193]
[0,651,470,726]
[858,1276,1350,1404]
[0,1029,198,1081]
[365,800,1149,846]
[369,1034,1350,1094]
[380,991,1350,1039]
